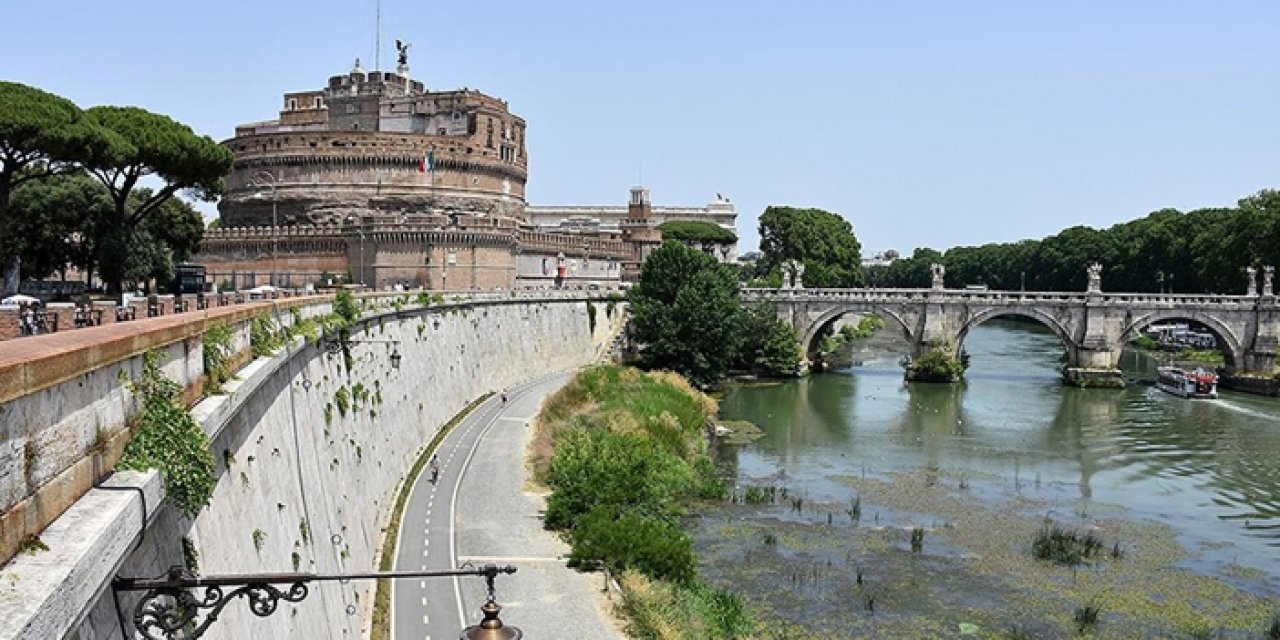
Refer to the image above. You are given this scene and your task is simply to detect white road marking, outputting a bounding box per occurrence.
[457,555,564,563]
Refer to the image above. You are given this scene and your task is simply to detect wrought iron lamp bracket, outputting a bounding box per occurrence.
[113,564,516,640]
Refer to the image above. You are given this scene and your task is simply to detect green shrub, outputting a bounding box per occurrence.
[118,352,217,517]
[1132,335,1160,350]
[544,428,692,530]
[202,321,234,391]
[182,536,200,575]
[910,346,965,382]
[586,301,598,333]
[333,289,359,325]
[250,314,284,357]
[567,508,695,583]
[334,387,351,418]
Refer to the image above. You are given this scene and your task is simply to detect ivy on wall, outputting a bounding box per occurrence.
[117,351,217,517]
[202,322,234,394]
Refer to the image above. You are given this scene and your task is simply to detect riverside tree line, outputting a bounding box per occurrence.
[863,191,1280,294]
[0,81,233,295]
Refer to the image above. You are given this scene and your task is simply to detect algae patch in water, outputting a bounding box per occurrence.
[691,469,1279,639]
[714,419,766,445]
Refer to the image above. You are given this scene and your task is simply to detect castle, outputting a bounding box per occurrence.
[196,57,737,290]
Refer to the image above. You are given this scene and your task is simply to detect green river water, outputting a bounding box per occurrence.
[700,319,1280,637]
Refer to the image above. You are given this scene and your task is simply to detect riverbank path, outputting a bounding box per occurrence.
[392,372,626,640]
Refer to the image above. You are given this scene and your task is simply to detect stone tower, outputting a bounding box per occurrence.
[620,186,663,281]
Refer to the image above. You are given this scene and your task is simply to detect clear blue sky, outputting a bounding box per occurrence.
[5,1,1278,254]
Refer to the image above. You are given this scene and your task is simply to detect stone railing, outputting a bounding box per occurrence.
[0,288,604,570]
[744,288,1273,308]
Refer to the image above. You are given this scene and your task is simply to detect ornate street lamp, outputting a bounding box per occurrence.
[113,564,520,640]
[460,564,523,639]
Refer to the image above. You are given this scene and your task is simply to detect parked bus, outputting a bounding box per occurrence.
[169,263,208,294]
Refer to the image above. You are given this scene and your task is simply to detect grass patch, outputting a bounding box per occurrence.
[370,392,492,640]
[618,570,754,640]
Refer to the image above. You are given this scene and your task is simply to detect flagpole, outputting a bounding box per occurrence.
[374,0,381,71]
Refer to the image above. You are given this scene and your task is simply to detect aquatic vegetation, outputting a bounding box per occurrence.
[1073,599,1103,634]
[1032,523,1103,567]
[910,527,925,553]
[687,468,1278,638]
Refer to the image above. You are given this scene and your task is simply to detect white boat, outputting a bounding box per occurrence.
[1156,366,1218,399]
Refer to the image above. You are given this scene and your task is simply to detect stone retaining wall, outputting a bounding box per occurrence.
[0,291,620,639]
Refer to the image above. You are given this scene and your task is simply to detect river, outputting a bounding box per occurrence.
[702,319,1280,637]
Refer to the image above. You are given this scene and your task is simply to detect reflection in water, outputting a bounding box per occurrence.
[719,319,1280,574]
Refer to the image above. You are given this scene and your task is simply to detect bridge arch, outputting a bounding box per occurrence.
[801,305,915,360]
[1119,311,1245,369]
[957,307,1078,356]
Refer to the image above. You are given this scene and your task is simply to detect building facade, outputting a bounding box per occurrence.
[196,58,736,290]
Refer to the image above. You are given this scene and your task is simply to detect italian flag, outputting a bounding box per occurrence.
[418,149,434,173]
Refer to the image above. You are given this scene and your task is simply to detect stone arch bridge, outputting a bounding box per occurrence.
[744,275,1280,386]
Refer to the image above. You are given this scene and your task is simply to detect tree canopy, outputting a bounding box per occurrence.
[79,106,231,291]
[758,206,865,288]
[657,220,738,245]
[7,171,204,289]
[629,241,801,384]
[866,189,1280,295]
[0,82,117,293]
[629,241,744,386]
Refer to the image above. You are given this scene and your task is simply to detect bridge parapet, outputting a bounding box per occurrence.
[748,286,1280,384]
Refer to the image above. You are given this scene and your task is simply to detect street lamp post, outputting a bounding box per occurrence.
[345,215,365,287]
[249,171,279,288]
[113,564,520,640]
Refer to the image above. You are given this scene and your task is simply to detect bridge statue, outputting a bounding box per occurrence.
[1087,263,1103,293]
[1246,266,1258,296]
[782,260,805,290]
[930,263,945,290]
[1265,265,1275,297]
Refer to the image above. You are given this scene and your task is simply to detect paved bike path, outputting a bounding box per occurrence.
[392,373,624,640]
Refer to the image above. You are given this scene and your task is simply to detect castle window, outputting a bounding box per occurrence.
[314,97,323,108]
[438,128,447,135]
[352,123,360,130]
[452,111,461,120]
[287,98,298,110]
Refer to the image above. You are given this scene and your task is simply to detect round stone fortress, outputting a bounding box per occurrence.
[219,59,528,227]
[200,56,737,290]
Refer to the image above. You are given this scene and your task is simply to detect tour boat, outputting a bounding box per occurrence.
[1155,366,1218,399]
